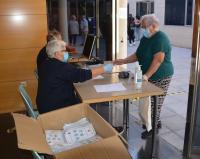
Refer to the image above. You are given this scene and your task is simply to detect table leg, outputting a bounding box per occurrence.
[108,101,113,124]
[123,99,129,138]
[151,96,158,159]
[125,99,129,131]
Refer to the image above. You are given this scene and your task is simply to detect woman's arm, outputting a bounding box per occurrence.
[144,52,165,80]
[91,66,104,78]
[114,53,138,65]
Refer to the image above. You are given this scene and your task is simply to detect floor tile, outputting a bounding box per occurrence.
[162,116,186,131]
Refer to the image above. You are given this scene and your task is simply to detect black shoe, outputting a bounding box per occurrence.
[141,130,152,139]
[157,121,162,129]
[142,121,162,130]
[142,124,146,129]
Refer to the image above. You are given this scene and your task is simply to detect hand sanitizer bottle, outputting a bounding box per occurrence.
[135,65,142,89]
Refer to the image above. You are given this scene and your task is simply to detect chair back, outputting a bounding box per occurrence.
[18,82,43,159]
[18,82,37,119]
[32,151,44,159]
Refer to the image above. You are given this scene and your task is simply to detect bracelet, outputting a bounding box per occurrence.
[143,74,148,81]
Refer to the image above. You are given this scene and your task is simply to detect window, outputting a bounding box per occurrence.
[136,1,154,17]
[165,0,193,26]
[186,0,193,25]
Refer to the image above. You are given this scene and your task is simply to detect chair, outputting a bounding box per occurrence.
[18,82,38,118]
[18,82,44,159]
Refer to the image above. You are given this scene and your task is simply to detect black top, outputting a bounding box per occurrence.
[37,46,48,69]
[36,58,92,114]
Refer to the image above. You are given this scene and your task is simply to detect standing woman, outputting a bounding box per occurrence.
[135,15,142,41]
[68,15,79,46]
[128,17,135,46]
[114,14,174,139]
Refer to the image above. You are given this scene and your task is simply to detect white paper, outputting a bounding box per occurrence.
[94,83,126,93]
[92,75,104,80]
[45,118,102,153]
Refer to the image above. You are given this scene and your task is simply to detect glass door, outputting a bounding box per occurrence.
[183,0,200,158]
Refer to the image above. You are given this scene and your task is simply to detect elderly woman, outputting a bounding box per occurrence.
[114,14,174,139]
[37,40,113,114]
[37,29,62,68]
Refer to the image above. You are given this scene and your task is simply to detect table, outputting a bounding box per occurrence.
[74,72,163,158]
[68,56,89,63]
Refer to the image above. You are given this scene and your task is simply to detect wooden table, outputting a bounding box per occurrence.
[74,72,164,158]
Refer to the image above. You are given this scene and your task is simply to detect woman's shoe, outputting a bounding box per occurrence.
[142,121,162,130]
[141,130,152,139]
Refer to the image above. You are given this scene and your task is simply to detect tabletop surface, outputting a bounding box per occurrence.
[74,70,164,104]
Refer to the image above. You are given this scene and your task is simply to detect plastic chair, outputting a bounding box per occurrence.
[18,82,44,159]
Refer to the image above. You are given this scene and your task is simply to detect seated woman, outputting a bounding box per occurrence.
[37,29,62,69]
[36,40,113,114]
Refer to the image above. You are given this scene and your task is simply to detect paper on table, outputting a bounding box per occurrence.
[92,75,104,80]
[94,83,126,93]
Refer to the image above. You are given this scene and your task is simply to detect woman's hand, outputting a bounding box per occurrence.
[113,59,125,65]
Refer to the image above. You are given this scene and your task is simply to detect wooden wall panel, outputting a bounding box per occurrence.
[0,80,37,114]
[0,15,47,49]
[0,0,46,15]
[0,48,41,82]
[0,0,47,113]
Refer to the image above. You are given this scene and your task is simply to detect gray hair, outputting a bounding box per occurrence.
[46,40,66,58]
[141,14,159,27]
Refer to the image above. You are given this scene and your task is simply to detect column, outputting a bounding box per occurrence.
[58,0,68,43]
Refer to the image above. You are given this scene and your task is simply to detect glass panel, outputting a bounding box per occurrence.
[165,0,186,25]
[139,2,147,16]
[136,2,140,17]
[78,0,86,15]
[86,0,96,34]
[69,1,76,15]
[186,0,193,25]
[150,2,154,14]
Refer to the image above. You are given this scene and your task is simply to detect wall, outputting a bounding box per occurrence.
[0,0,48,113]
[128,0,193,48]
[116,0,128,59]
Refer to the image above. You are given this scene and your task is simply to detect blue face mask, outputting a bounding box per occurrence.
[63,52,69,62]
[143,28,151,38]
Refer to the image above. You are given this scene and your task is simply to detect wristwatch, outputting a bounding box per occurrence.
[143,74,148,81]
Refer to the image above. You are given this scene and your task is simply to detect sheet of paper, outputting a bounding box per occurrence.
[92,75,104,80]
[94,83,126,93]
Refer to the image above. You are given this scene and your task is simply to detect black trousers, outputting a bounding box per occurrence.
[128,29,135,44]
[69,34,77,45]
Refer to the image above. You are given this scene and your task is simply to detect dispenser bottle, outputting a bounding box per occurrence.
[135,65,142,89]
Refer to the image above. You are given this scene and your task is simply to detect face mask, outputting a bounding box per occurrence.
[143,28,151,38]
[63,52,69,62]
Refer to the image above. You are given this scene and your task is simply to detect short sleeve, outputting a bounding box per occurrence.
[152,35,170,55]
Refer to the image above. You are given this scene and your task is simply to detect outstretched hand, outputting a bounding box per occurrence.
[113,59,125,65]
[103,63,113,73]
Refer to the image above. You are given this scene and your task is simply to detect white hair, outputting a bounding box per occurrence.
[46,40,66,58]
[141,14,159,27]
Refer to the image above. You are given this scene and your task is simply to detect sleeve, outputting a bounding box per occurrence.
[135,38,144,58]
[152,36,169,55]
[62,64,92,83]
